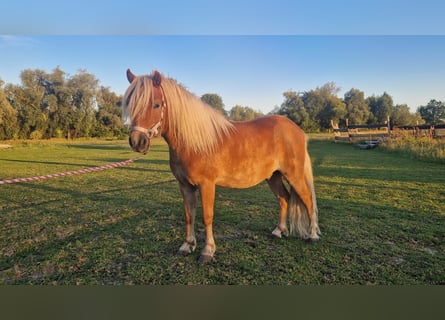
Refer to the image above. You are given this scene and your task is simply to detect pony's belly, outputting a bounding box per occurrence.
[212,154,278,188]
[215,169,273,189]
[216,180,262,189]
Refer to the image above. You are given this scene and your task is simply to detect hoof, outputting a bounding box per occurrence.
[272,227,282,238]
[305,237,319,244]
[198,254,216,263]
[177,249,191,256]
[272,226,289,238]
[178,241,196,255]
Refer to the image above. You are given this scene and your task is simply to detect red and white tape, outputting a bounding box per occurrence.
[0,158,140,185]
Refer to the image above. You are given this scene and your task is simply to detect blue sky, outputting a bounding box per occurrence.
[2,0,445,35]
[1,1,445,113]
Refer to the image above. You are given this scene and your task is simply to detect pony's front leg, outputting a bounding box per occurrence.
[178,183,197,255]
[198,182,216,263]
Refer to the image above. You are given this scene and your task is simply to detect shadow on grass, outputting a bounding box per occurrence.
[0,205,181,284]
[67,144,129,151]
[1,158,101,168]
[0,177,178,212]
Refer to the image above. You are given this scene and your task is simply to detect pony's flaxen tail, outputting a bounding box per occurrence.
[288,148,320,240]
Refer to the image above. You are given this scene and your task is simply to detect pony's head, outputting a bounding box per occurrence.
[123,69,236,156]
[123,69,166,154]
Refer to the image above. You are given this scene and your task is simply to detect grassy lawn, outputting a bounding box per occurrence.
[0,138,444,284]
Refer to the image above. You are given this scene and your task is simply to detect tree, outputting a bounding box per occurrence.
[45,67,71,138]
[276,90,316,131]
[14,69,51,138]
[316,95,347,129]
[417,99,445,124]
[344,88,370,124]
[367,92,393,124]
[0,79,19,139]
[1,67,129,140]
[67,70,99,138]
[391,104,423,126]
[3,67,113,139]
[201,93,227,116]
[301,82,346,130]
[95,86,124,137]
[229,105,264,121]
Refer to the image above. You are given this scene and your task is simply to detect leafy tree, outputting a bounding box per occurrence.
[14,69,51,138]
[344,88,370,124]
[95,86,124,137]
[44,67,71,138]
[417,99,445,124]
[229,105,264,121]
[301,82,346,130]
[317,95,347,129]
[276,90,315,131]
[2,67,126,140]
[6,84,42,139]
[367,92,393,124]
[391,104,423,126]
[0,79,19,139]
[201,93,227,116]
[278,90,304,119]
[67,70,99,138]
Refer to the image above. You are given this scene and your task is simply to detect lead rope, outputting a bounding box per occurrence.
[0,156,142,185]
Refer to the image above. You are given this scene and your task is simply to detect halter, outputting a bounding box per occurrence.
[130,84,166,140]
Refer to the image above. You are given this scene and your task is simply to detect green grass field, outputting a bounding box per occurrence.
[1,138,444,284]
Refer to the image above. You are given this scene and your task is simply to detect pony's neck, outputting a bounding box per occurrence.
[160,108,176,149]
[158,79,235,156]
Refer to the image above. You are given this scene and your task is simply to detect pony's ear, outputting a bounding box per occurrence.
[126,69,136,83]
[152,70,162,87]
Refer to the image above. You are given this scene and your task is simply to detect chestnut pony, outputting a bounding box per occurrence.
[123,70,320,262]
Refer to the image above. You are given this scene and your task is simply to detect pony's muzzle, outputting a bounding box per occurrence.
[129,131,150,154]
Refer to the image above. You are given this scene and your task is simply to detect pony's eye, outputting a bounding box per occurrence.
[153,103,161,109]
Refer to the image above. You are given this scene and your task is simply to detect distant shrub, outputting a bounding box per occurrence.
[29,130,43,140]
[55,129,64,139]
[381,132,445,163]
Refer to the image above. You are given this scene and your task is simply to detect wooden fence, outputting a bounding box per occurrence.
[392,124,445,139]
[331,118,445,146]
[331,118,390,144]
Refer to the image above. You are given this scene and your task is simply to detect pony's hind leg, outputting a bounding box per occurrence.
[178,182,197,255]
[267,171,290,238]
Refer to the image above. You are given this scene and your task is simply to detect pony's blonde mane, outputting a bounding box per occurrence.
[123,72,235,155]
[122,76,153,123]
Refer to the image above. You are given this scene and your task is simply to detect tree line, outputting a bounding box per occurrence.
[0,67,124,140]
[202,82,445,132]
[272,82,445,132]
[1,68,444,140]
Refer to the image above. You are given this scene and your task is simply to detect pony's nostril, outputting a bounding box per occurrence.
[130,134,149,153]
[137,137,147,150]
